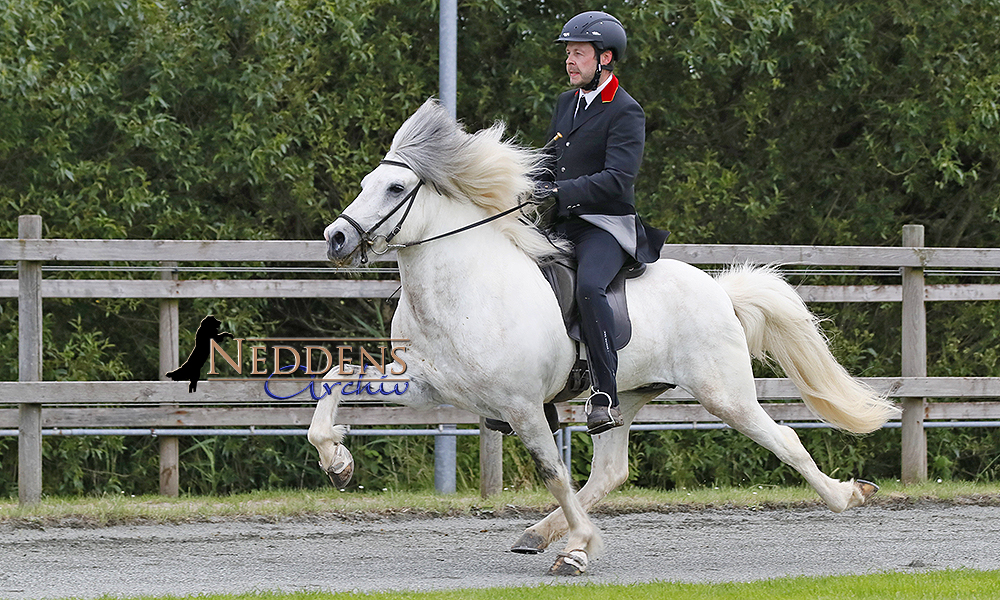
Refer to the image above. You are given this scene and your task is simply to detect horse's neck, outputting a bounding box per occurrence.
[395,225,542,323]
[390,204,574,403]
[400,229,535,289]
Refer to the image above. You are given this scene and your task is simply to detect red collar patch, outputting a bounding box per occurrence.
[601,74,620,103]
[576,74,620,104]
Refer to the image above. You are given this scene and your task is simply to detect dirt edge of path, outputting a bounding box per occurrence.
[3,492,999,531]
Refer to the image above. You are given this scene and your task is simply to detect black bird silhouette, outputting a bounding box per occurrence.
[166,315,233,392]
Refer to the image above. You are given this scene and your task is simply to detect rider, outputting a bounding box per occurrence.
[535,11,669,435]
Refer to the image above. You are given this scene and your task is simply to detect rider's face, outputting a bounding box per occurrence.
[565,42,599,88]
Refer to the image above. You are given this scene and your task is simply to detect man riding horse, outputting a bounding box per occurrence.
[535,11,669,435]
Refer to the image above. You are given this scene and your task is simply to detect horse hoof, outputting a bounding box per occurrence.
[856,479,879,500]
[324,443,354,488]
[511,531,546,554]
[547,550,587,576]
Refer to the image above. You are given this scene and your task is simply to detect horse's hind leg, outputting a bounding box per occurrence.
[699,366,875,513]
[511,390,650,554]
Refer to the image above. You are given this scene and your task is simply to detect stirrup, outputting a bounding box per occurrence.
[585,392,623,435]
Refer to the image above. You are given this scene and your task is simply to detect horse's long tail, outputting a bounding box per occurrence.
[716,264,900,434]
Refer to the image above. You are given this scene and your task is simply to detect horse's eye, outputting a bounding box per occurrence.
[389,183,405,194]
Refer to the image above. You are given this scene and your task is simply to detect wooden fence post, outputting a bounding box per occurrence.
[18,215,43,505]
[478,417,502,497]
[901,224,928,483]
[159,262,180,497]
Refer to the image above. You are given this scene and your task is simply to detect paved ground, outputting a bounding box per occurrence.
[2,504,999,598]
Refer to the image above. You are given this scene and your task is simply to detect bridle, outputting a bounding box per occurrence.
[335,159,423,264]
[335,159,542,264]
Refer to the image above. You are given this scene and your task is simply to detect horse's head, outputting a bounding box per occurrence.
[324,99,568,266]
[324,160,424,267]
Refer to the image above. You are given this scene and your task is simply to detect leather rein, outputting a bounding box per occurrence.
[336,159,540,264]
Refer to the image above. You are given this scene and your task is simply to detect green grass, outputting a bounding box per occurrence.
[83,570,1000,599]
[3,480,999,526]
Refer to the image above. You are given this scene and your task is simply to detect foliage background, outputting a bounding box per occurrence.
[2,0,1000,496]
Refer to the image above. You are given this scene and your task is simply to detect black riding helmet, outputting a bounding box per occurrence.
[555,11,627,90]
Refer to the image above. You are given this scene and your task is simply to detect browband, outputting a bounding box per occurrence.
[379,159,412,170]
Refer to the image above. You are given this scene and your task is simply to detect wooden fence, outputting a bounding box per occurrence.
[4,216,1000,506]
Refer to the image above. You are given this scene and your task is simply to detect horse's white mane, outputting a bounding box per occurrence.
[389,99,570,262]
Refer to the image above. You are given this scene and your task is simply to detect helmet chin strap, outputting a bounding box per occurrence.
[581,63,602,91]
[581,59,613,92]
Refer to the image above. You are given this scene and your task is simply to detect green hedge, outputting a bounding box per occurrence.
[3,0,1000,495]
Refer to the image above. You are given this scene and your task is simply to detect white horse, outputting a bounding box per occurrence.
[310,99,899,575]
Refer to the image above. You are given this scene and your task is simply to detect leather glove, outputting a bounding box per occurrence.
[532,181,559,203]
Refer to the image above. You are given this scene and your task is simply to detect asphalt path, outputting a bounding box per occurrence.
[2,503,999,598]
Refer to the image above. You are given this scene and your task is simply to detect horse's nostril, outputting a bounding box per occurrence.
[332,231,346,248]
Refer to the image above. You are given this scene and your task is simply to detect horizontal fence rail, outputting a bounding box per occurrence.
[2,379,1000,426]
[3,377,1000,405]
[0,279,402,299]
[6,238,1000,267]
[5,280,1000,303]
[4,217,1000,504]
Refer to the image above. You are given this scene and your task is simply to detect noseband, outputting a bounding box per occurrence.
[335,158,543,264]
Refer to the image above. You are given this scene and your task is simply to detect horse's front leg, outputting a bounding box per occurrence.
[511,390,651,554]
[506,405,603,575]
[308,367,437,487]
[307,382,353,487]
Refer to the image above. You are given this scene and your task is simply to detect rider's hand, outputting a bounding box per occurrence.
[532,181,559,203]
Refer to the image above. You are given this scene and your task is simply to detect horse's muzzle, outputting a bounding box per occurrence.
[324,220,361,264]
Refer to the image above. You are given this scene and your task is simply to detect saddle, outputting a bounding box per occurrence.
[541,256,646,351]
[542,256,645,403]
